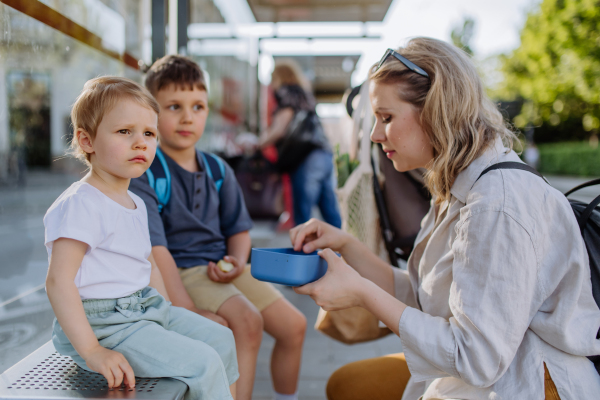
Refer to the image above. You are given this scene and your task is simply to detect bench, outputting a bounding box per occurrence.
[0,341,187,400]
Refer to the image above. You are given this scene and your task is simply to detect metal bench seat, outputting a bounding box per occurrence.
[0,342,187,400]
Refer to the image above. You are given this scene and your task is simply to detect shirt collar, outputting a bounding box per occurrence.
[449,137,509,203]
[157,146,206,173]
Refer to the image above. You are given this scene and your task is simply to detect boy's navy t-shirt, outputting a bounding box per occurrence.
[129,148,253,268]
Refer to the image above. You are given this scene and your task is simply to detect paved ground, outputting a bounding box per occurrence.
[247,223,403,399]
[0,169,597,399]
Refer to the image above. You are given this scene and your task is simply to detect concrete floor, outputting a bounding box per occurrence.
[0,169,597,399]
[247,224,403,400]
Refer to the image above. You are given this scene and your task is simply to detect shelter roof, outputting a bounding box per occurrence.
[247,0,393,22]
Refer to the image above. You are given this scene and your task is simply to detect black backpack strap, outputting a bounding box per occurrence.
[564,178,600,197]
[476,161,548,185]
[577,194,600,233]
[561,178,600,232]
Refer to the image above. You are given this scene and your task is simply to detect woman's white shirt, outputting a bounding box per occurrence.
[44,182,152,300]
[393,138,600,399]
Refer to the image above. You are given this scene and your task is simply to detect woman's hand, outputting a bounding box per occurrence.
[82,345,135,388]
[290,218,353,254]
[207,255,244,284]
[294,249,367,310]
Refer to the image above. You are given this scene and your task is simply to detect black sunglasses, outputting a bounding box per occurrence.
[375,48,430,79]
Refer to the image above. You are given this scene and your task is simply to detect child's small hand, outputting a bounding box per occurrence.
[82,345,135,388]
[207,256,244,283]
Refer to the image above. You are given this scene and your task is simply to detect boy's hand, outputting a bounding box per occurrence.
[82,345,135,388]
[207,255,244,283]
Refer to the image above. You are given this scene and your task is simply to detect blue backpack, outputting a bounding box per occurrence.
[145,147,226,213]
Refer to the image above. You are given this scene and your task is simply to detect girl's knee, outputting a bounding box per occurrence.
[223,326,237,354]
[217,330,238,372]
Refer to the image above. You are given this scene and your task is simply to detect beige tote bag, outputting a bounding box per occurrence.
[315,81,392,344]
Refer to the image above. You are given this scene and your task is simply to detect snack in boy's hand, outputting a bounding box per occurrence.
[217,259,234,272]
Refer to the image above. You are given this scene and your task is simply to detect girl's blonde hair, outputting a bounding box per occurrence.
[369,37,518,203]
[70,76,160,165]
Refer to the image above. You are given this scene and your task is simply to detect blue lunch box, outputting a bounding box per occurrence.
[250,248,328,286]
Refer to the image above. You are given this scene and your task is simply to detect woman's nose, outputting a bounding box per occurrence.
[370,121,385,143]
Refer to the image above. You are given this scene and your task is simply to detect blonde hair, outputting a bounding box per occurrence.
[70,76,160,165]
[369,37,518,203]
[271,59,310,91]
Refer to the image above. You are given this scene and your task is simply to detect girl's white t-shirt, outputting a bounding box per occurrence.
[44,182,152,300]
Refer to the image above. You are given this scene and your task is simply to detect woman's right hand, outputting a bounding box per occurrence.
[290,218,353,254]
[82,345,135,388]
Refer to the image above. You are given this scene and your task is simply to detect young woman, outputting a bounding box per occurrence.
[291,38,600,399]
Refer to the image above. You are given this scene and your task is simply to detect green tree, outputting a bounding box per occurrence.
[497,0,600,142]
[451,17,476,56]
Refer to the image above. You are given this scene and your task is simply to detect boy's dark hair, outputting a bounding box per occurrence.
[145,55,207,95]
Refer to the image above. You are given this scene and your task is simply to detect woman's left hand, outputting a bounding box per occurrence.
[294,249,366,311]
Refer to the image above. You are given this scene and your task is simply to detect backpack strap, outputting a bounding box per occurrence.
[564,178,600,197]
[200,151,226,193]
[145,147,171,213]
[476,161,548,184]
[563,178,600,232]
[476,162,600,234]
[577,194,600,233]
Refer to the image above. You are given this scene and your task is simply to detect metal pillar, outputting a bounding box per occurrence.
[177,0,188,54]
[152,0,166,61]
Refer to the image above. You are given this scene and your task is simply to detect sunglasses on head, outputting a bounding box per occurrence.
[375,48,430,79]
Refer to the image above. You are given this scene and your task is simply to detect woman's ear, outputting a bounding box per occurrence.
[76,129,94,156]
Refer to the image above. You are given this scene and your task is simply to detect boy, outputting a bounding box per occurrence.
[129,56,306,400]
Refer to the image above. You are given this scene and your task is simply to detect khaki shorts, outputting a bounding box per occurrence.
[178,265,283,313]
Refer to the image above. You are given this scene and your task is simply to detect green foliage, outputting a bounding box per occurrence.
[538,141,600,176]
[451,17,476,56]
[335,144,359,188]
[496,0,600,141]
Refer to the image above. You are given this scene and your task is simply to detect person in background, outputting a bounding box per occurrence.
[260,60,342,228]
[524,141,540,169]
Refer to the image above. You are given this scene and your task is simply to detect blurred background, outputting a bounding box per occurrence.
[1,0,599,398]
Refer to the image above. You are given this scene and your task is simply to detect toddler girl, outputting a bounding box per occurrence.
[44,76,238,400]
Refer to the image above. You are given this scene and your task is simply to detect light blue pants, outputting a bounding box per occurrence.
[52,287,238,400]
[290,149,342,228]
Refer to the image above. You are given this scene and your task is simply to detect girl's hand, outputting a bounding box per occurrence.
[294,249,367,310]
[82,345,135,388]
[207,256,244,283]
[290,218,353,254]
